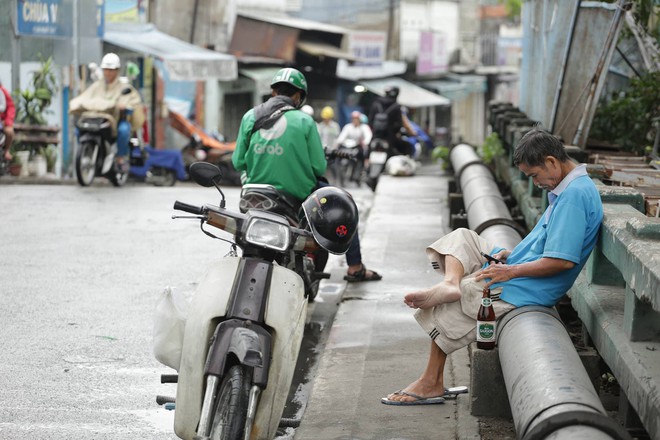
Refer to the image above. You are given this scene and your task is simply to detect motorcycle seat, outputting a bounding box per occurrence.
[239,184,302,221]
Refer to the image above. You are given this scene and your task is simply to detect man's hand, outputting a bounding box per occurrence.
[475,263,516,288]
[475,256,575,288]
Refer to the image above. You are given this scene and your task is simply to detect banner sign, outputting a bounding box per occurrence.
[349,31,386,67]
[16,0,71,37]
[16,0,104,38]
[417,31,448,75]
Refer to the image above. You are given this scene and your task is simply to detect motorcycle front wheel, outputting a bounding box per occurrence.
[210,365,251,440]
[76,141,99,186]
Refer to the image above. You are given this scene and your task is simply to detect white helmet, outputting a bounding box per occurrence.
[100,53,121,70]
[301,105,314,117]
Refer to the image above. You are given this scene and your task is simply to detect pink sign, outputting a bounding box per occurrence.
[417,31,448,75]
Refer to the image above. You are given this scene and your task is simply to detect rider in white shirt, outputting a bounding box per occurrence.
[335,111,371,152]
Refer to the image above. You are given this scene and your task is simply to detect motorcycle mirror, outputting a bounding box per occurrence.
[189,161,223,188]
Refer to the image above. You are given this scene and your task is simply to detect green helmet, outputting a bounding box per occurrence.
[271,68,308,107]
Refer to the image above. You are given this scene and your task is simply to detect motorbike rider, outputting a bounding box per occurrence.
[335,111,372,151]
[334,110,371,182]
[232,67,382,282]
[0,79,16,162]
[69,53,145,170]
[368,85,417,157]
[317,105,341,150]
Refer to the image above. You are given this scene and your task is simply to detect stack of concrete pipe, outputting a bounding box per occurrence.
[449,143,630,440]
[449,143,523,250]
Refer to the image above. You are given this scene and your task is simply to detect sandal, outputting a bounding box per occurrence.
[344,265,382,282]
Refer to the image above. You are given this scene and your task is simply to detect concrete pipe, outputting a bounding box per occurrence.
[449,143,523,250]
[498,307,631,440]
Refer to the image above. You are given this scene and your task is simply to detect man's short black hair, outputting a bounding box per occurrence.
[513,125,569,167]
[272,83,300,98]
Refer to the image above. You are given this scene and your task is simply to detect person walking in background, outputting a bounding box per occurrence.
[382,126,602,405]
[0,79,16,161]
[232,68,382,282]
[317,106,341,151]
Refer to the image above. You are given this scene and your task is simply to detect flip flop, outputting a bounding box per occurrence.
[344,265,382,282]
[381,390,445,406]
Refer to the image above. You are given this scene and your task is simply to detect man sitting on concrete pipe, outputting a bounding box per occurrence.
[382,125,603,405]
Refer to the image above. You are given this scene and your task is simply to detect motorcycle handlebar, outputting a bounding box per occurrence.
[173,201,205,215]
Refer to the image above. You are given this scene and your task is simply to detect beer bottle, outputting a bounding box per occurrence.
[476,286,496,350]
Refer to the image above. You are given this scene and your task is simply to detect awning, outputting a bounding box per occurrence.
[420,74,487,101]
[239,67,283,96]
[359,77,450,108]
[296,41,358,62]
[238,11,348,35]
[104,23,237,81]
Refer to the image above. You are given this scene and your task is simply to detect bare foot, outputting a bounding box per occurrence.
[403,281,461,309]
[386,378,445,403]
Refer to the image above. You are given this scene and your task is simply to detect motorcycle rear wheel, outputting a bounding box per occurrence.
[209,365,251,440]
[76,141,98,186]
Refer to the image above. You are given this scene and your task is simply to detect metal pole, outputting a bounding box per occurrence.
[11,0,21,94]
[68,0,79,178]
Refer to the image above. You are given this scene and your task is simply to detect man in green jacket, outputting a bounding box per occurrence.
[233,68,381,282]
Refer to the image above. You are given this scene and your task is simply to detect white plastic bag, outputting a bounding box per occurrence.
[385,155,418,176]
[153,286,192,371]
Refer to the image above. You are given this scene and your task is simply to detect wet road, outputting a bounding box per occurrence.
[0,180,372,439]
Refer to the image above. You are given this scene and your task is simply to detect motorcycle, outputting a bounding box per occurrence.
[327,138,364,188]
[181,133,242,186]
[73,88,144,187]
[160,161,358,440]
[365,136,390,191]
[129,145,188,187]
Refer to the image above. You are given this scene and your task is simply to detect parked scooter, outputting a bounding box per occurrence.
[365,137,390,191]
[73,88,143,187]
[129,145,188,186]
[160,162,358,440]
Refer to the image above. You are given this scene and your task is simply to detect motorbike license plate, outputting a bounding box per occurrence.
[369,151,388,165]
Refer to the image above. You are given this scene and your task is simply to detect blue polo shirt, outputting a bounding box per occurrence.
[491,165,603,307]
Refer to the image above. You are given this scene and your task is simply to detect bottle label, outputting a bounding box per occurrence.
[476,320,496,342]
[481,297,492,307]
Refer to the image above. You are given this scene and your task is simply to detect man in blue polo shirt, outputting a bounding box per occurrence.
[382,126,603,405]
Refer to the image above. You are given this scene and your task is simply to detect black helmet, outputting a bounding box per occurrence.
[385,85,400,99]
[302,187,359,255]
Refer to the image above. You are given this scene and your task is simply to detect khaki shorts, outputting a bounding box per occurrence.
[413,228,516,354]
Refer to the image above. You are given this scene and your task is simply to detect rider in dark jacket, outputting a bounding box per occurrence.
[368,86,417,157]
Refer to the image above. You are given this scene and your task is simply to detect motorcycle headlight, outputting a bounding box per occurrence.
[244,217,291,251]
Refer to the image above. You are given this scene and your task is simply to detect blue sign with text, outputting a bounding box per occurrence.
[16,0,104,38]
[16,0,72,37]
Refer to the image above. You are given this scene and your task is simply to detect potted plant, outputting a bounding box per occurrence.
[8,147,23,177]
[13,55,59,176]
